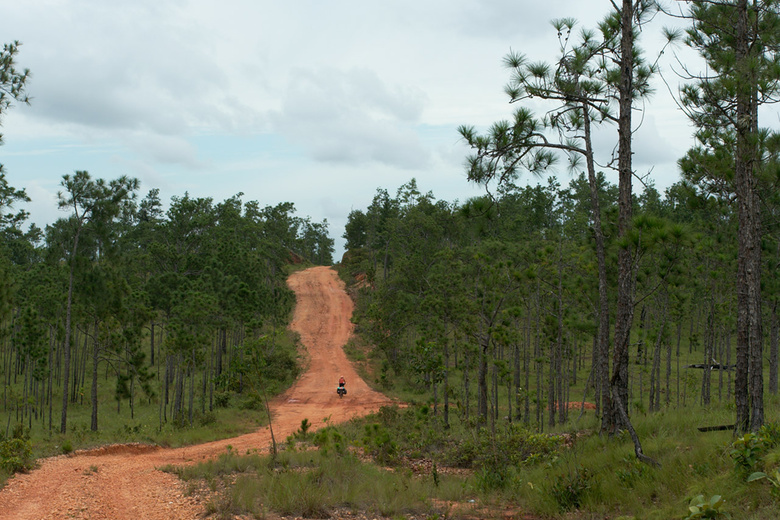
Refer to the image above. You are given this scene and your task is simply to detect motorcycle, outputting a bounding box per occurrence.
[337,385,347,398]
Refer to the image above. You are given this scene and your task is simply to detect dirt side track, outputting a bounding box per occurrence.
[0,266,394,520]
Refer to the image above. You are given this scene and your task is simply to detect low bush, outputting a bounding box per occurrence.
[362,422,398,464]
[684,494,729,519]
[547,466,594,512]
[731,433,768,477]
[0,425,34,473]
[213,391,231,408]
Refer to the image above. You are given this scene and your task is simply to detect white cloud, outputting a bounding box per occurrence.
[125,132,205,169]
[3,0,761,256]
[270,67,430,168]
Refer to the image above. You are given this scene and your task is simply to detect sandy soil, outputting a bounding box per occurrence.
[0,266,395,520]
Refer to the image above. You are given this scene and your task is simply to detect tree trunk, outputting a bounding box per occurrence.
[770,301,778,395]
[734,0,763,433]
[524,308,531,424]
[702,303,713,406]
[90,321,99,432]
[443,339,450,427]
[150,321,155,367]
[605,0,637,435]
[514,339,521,422]
[650,309,665,413]
[61,228,81,434]
[48,326,54,432]
[478,335,488,422]
[583,103,611,418]
[188,351,195,426]
[463,346,470,424]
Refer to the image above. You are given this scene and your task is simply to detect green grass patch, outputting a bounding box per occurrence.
[197,406,780,520]
[168,445,450,519]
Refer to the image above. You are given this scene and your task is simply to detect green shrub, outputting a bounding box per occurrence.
[375,405,400,427]
[258,348,299,394]
[213,391,231,408]
[731,433,767,476]
[758,422,780,449]
[548,466,593,512]
[313,425,346,456]
[747,468,780,498]
[197,410,217,426]
[445,424,563,470]
[0,426,34,473]
[238,390,264,411]
[474,465,514,491]
[171,413,190,430]
[615,457,651,488]
[684,494,729,519]
[61,439,73,454]
[362,423,398,464]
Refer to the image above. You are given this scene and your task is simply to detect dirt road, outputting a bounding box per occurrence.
[0,266,394,519]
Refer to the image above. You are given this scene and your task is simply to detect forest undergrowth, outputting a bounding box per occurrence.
[169,397,780,519]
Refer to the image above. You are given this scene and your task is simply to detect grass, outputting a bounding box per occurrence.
[166,398,780,519]
[168,445,454,519]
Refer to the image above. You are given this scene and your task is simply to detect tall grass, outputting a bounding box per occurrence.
[166,400,779,518]
[169,445,455,519]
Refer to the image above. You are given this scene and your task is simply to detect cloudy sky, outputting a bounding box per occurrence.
[1,1,706,260]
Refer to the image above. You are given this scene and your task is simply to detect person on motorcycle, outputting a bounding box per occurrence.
[338,376,346,388]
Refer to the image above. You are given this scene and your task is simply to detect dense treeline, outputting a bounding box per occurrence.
[344,0,780,442]
[0,169,335,435]
[342,169,778,431]
[341,0,780,442]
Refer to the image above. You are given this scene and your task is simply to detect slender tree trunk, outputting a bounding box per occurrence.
[79,328,89,405]
[605,0,637,435]
[583,104,611,418]
[676,320,683,408]
[524,314,531,424]
[770,301,778,395]
[209,336,214,412]
[556,247,565,426]
[637,306,646,367]
[150,321,155,367]
[548,333,556,428]
[130,377,135,420]
[188,351,195,426]
[216,327,225,377]
[61,229,81,434]
[463,346,470,424]
[734,0,763,433]
[667,321,677,408]
[478,335,489,422]
[650,308,665,413]
[202,353,208,415]
[717,326,725,402]
[90,321,99,432]
[444,339,450,427]
[535,289,542,431]
[726,330,732,401]
[514,338,521,422]
[48,326,54,432]
[702,300,715,406]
